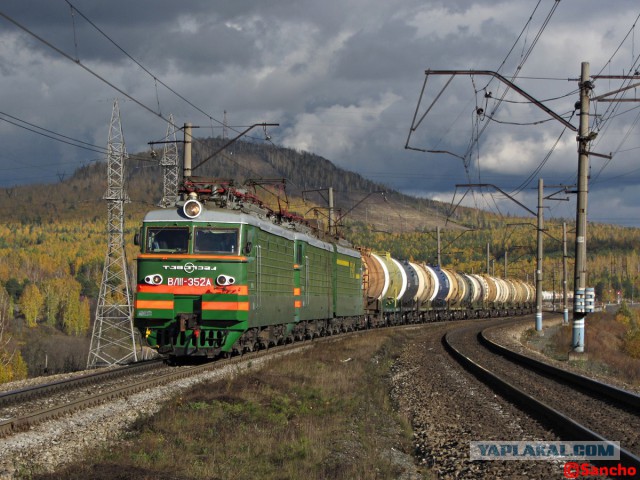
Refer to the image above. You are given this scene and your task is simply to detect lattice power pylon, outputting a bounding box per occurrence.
[158,114,180,207]
[87,100,138,368]
[223,110,229,140]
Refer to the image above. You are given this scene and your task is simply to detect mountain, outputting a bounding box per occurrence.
[0,137,472,232]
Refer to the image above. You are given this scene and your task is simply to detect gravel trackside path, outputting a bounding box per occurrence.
[390,317,567,479]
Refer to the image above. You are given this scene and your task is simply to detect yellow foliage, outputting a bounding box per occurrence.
[0,351,28,384]
[0,363,11,384]
[615,312,631,327]
[63,292,90,336]
[19,283,44,328]
[0,216,137,337]
[10,351,27,380]
[623,329,640,359]
[42,277,68,327]
[614,303,640,358]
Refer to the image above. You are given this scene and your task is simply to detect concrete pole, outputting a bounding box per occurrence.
[486,243,490,275]
[328,187,334,236]
[572,62,591,353]
[504,249,508,279]
[552,268,556,312]
[437,226,442,267]
[563,222,569,325]
[536,178,544,333]
[183,122,192,178]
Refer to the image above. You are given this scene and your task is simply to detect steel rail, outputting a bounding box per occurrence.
[442,326,640,471]
[0,311,533,439]
[0,361,205,437]
[479,326,640,412]
[0,335,336,438]
[0,359,165,408]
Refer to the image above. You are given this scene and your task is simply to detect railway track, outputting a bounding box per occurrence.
[443,317,640,471]
[0,341,316,438]
[0,317,480,440]
[0,319,449,440]
[0,323,399,440]
[0,359,165,409]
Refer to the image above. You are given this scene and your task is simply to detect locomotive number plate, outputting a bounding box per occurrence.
[167,277,213,287]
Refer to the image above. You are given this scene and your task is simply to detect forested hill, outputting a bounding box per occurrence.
[0,136,639,307]
[0,137,479,231]
[1,137,640,381]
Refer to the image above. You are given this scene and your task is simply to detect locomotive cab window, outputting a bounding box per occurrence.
[194,228,238,254]
[146,227,190,253]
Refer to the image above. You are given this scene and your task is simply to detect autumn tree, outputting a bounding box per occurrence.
[19,283,44,328]
[42,277,67,328]
[61,281,90,336]
[0,285,27,383]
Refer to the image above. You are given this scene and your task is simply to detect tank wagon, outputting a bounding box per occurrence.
[133,181,534,360]
[361,253,534,323]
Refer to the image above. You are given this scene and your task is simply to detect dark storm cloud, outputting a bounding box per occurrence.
[1,1,640,225]
[332,19,424,81]
[1,1,262,71]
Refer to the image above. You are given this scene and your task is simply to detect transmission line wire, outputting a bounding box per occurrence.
[0,8,271,174]
[63,1,227,132]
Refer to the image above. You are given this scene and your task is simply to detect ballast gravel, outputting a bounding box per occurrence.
[0,347,309,479]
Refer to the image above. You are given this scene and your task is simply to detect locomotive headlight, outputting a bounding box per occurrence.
[144,274,163,285]
[183,199,203,218]
[216,274,236,286]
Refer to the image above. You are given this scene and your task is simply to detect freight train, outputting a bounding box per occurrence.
[133,180,535,359]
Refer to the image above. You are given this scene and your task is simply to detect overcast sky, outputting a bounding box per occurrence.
[1,0,640,226]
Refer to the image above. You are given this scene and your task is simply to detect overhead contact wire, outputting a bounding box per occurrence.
[63,1,227,131]
[0,11,171,126]
[464,0,561,163]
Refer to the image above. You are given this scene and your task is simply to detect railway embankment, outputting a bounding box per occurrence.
[3,315,637,479]
[5,329,425,480]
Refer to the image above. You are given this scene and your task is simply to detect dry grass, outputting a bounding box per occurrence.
[29,330,423,480]
[525,311,640,386]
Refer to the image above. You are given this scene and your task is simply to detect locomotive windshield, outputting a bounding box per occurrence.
[146,227,190,253]
[194,228,238,254]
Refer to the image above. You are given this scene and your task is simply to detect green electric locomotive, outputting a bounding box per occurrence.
[133,184,363,358]
[133,173,536,360]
